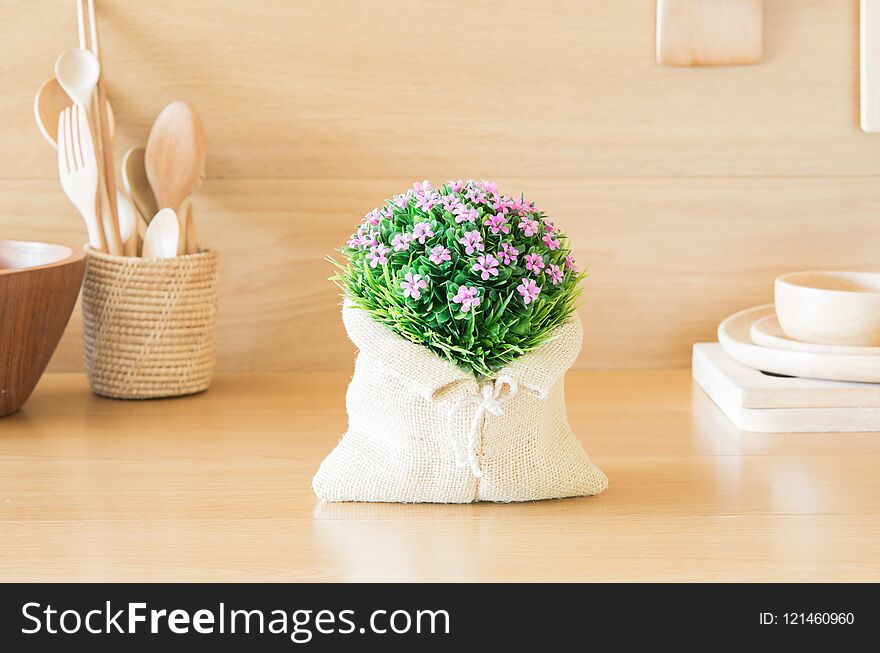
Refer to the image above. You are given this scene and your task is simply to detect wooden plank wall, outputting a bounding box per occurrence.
[1,0,878,372]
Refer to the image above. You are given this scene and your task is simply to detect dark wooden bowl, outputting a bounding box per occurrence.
[0,241,85,417]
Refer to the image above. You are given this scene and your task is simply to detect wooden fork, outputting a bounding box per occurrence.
[57,104,106,252]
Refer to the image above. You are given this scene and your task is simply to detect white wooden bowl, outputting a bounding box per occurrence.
[775,271,880,346]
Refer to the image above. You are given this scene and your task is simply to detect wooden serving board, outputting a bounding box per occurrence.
[693,343,880,433]
[656,0,763,66]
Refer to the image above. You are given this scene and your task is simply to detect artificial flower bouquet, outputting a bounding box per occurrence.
[313,180,607,503]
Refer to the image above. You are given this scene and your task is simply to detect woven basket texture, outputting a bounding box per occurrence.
[82,248,218,399]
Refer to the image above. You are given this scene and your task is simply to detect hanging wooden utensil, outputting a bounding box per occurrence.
[862,0,880,132]
[656,0,763,67]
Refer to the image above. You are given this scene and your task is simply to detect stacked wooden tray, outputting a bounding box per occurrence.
[694,300,880,433]
[693,343,880,433]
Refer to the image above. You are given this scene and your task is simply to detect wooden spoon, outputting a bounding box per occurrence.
[35,78,116,149]
[145,101,206,216]
[116,189,141,257]
[54,48,99,108]
[33,79,71,149]
[142,208,180,259]
[121,147,159,223]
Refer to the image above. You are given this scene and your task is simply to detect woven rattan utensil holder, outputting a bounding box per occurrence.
[82,248,219,399]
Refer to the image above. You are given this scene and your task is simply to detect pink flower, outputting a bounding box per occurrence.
[446,179,465,193]
[542,234,561,250]
[363,209,382,226]
[547,264,563,285]
[517,278,541,305]
[519,218,540,237]
[392,232,413,252]
[453,205,479,224]
[394,190,413,208]
[416,193,439,211]
[412,222,434,244]
[478,179,498,194]
[346,229,364,248]
[512,198,536,216]
[524,252,545,273]
[484,214,510,235]
[544,218,559,234]
[347,227,377,248]
[400,272,428,300]
[412,180,433,194]
[452,285,481,313]
[472,254,500,281]
[367,244,389,268]
[465,186,487,205]
[498,243,519,265]
[441,194,461,213]
[429,245,451,264]
[491,194,511,215]
[565,255,578,273]
[458,230,484,255]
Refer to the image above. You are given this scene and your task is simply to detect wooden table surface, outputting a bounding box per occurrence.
[1,371,878,582]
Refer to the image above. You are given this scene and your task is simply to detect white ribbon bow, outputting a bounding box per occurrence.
[447,375,519,478]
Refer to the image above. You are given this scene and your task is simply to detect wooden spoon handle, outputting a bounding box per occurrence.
[90,193,108,253]
[76,0,88,50]
[95,82,123,253]
[185,201,198,255]
[85,0,124,255]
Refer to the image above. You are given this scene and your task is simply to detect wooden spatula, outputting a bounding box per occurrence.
[656,0,763,67]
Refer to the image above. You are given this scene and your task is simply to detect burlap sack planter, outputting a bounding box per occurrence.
[313,302,608,503]
[81,248,218,400]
